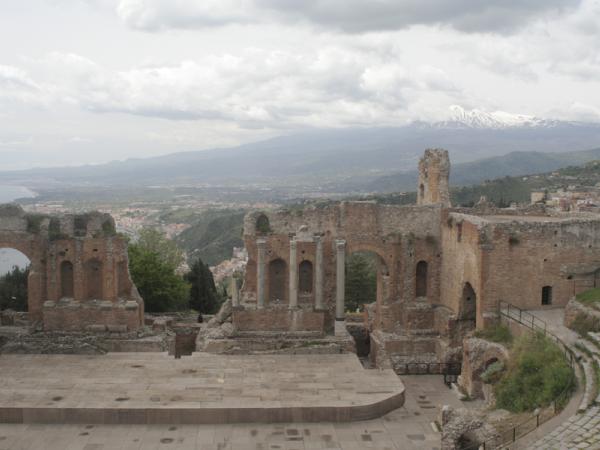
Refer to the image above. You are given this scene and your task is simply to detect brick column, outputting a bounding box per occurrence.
[256,239,267,309]
[315,236,324,310]
[289,238,298,309]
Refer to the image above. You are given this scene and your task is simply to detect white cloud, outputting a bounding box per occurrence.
[10,47,465,129]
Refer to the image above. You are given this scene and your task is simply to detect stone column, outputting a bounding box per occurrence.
[335,240,346,331]
[315,236,324,310]
[256,239,267,309]
[230,276,239,308]
[289,238,298,309]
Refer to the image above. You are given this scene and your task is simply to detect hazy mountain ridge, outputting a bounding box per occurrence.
[367,147,600,193]
[2,119,600,191]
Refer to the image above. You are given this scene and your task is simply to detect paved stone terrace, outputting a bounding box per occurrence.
[0,353,404,424]
[0,375,461,450]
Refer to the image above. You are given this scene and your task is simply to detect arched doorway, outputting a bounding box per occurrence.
[416,260,428,298]
[299,260,313,294]
[345,251,389,313]
[460,282,477,326]
[60,261,74,298]
[0,248,31,311]
[268,258,287,305]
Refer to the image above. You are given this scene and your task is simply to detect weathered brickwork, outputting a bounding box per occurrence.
[0,204,143,331]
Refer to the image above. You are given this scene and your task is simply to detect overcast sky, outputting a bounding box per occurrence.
[1,0,600,169]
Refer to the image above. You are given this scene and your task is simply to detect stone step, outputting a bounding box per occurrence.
[588,332,600,348]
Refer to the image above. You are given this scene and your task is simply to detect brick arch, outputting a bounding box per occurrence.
[0,233,47,319]
[345,243,392,308]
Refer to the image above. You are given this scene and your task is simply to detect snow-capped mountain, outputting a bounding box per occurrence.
[438,105,561,129]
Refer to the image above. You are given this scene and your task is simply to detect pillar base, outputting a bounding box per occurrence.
[335,319,346,336]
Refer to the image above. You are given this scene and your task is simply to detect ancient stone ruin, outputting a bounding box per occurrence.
[232,148,600,369]
[0,204,143,332]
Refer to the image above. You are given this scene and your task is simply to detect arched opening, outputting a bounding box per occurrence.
[345,251,389,313]
[416,260,428,298]
[419,183,425,200]
[298,260,313,294]
[84,258,103,300]
[542,285,553,306]
[256,214,271,234]
[268,258,287,305]
[460,282,477,322]
[60,261,74,298]
[0,248,31,312]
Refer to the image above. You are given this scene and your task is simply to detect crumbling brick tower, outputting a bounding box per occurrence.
[417,149,451,207]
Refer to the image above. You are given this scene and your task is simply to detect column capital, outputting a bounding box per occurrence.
[256,238,267,248]
[289,238,297,248]
[335,239,346,250]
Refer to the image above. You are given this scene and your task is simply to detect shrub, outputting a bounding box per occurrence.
[576,288,600,310]
[494,332,575,412]
[570,313,600,336]
[474,324,513,345]
[481,361,504,384]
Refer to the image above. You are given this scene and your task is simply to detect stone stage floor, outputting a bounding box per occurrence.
[0,353,404,424]
[0,375,460,450]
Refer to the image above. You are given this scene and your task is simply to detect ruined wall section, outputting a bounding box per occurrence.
[478,216,600,312]
[242,202,444,334]
[0,204,143,331]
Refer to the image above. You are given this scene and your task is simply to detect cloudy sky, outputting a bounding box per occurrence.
[1,0,600,169]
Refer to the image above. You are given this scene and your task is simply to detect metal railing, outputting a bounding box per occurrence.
[461,301,577,450]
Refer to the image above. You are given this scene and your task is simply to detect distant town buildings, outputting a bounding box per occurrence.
[531,185,600,212]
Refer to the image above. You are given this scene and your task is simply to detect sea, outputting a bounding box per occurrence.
[0,185,37,274]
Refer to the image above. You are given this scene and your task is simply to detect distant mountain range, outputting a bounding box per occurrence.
[3,114,600,194]
[367,147,600,193]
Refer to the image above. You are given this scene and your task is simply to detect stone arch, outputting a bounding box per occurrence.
[60,261,74,298]
[84,258,103,300]
[0,238,44,317]
[416,260,428,298]
[0,246,31,311]
[345,246,391,313]
[268,258,287,304]
[298,260,313,294]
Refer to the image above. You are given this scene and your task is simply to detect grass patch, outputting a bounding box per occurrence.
[576,288,600,310]
[474,324,513,346]
[570,313,600,336]
[494,332,575,413]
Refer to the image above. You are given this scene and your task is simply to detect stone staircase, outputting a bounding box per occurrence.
[529,324,600,449]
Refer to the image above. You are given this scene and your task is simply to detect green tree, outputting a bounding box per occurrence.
[136,228,185,270]
[186,258,221,314]
[0,265,29,311]
[128,245,189,312]
[345,253,376,312]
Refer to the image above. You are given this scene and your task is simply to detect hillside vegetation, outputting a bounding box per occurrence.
[173,209,246,266]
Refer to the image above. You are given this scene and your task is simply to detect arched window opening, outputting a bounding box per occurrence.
[416,260,428,297]
[298,260,313,293]
[268,258,287,304]
[85,258,103,300]
[542,286,553,306]
[256,214,271,234]
[60,261,74,298]
[461,282,477,321]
